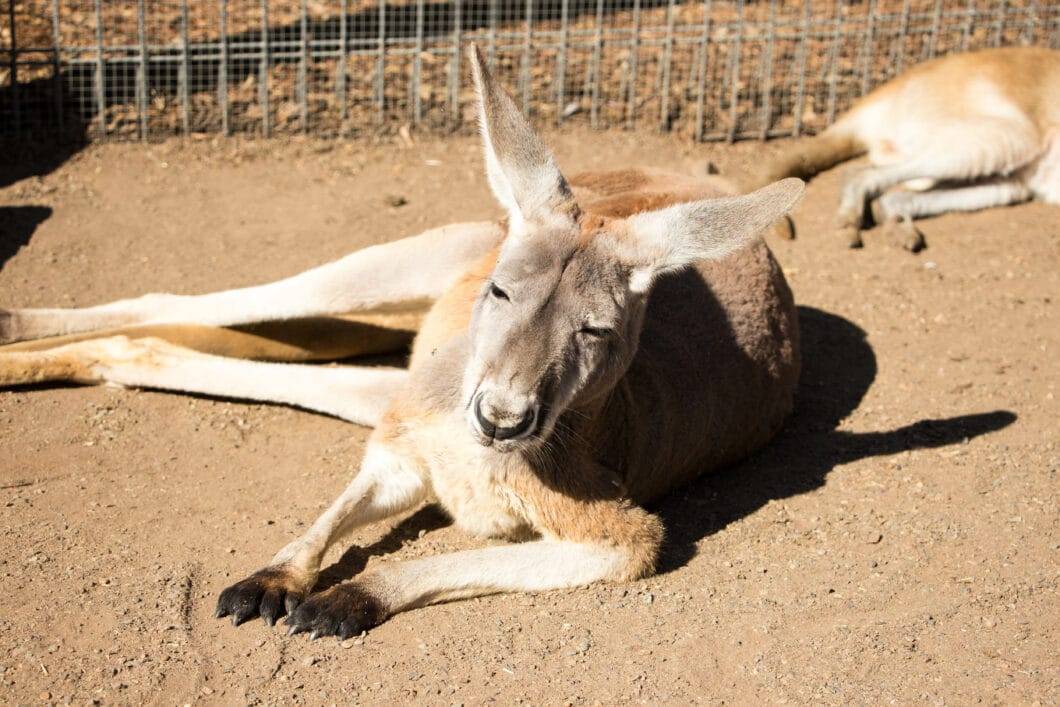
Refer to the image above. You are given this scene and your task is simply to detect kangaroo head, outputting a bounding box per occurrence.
[462,44,804,453]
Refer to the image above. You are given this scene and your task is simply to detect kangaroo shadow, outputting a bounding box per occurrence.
[0,205,53,267]
[653,305,1017,573]
[314,504,453,592]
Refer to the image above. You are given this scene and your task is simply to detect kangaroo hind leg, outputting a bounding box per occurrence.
[0,334,408,426]
[872,176,1033,252]
[2,221,502,344]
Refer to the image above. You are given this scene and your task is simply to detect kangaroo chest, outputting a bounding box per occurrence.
[405,417,535,541]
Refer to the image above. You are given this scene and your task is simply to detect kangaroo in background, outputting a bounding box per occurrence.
[0,46,803,639]
[754,46,1060,251]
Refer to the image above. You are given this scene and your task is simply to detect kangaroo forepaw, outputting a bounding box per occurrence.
[284,582,388,640]
[215,566,311,627]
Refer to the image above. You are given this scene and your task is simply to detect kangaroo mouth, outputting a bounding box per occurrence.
[467,395,554,454]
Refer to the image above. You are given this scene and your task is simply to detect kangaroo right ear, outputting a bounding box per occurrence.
[467,44,576,235]
[624,178,804,293]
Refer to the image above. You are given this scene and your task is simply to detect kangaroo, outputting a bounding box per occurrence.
[0,46,803,639]
[754,46,1060,251]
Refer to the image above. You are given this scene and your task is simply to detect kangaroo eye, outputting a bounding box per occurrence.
[579,326,611,338]
[489,283,510,301]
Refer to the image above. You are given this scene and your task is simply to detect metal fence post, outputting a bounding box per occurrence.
[693,0,714,142]
[220,0,230,136]
[556,0,570,125]
[659,0,676,132]
[94,0,106,137]
[626,0,641,130]
[299,0,309,133]
[792,1,810,137]
[8,0,20,137]
[137,0,148,140]
[376,0,386,125]
[725,0,745,143]
[520,0,534,118]
[260,0,271,137]
[180,0,190,136]
[589,0,604,130]
[859,0,878,97]
[759,0,777,140]
[450,0,462,124]
[51,0,63,136]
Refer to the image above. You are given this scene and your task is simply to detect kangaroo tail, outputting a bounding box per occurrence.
[753,124,867,187]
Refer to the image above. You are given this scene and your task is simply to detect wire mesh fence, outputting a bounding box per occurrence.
[2,1,1058,143]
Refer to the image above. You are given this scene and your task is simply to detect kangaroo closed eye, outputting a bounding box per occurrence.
[489,283,510,301]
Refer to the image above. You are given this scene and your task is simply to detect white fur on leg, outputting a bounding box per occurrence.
[268,444,429,580]
[3,222,503,343]
[362,540,631,613]
[875,178,1033,220]
[14,336,409,425]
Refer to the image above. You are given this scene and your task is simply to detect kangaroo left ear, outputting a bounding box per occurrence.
[625,178,804,293]
[467,44,577,234]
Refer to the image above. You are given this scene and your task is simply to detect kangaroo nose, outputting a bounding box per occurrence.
[474,396,537,441]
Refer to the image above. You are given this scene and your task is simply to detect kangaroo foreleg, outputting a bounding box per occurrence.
[284,540,636,639]
[283,464,665,638]
[216,442,428,627]
[1,221,502,344]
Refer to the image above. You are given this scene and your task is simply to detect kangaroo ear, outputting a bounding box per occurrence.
[467,44,576,233]
[625,178,805,292]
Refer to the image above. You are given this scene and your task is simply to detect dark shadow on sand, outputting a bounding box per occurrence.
[0,205,53,267]
[653,306,1016,573]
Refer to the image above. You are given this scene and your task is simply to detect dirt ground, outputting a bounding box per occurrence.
[0,130,1057,705]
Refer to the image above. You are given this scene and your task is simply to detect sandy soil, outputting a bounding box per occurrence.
[0,130,1057,705]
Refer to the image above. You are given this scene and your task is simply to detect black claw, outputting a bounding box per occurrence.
[281,583,387,641]
[216,566,306,629]
[231,609,252,626]
[260,590,284,626]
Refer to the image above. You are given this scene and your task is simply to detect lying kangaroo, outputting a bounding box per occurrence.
[754,46,1060,251]
[0,46,803,639]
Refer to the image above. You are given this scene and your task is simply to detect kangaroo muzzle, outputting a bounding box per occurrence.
[471,391,539,446]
